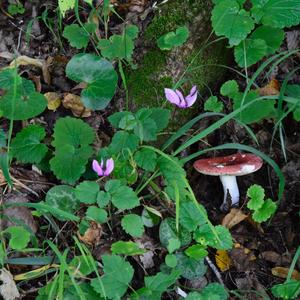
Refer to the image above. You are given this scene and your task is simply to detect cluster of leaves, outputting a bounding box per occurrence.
[211,0,300,67]
[246,184,277,222]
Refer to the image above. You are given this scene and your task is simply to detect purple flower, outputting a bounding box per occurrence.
[164,86,198,108]
[92,158,114,177]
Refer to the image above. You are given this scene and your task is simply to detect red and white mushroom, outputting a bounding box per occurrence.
[193,153,263,210]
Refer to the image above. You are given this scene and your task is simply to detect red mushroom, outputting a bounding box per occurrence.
[193,153,263,210]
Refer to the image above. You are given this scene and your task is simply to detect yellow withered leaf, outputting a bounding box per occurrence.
[44,92,62,111]
[272,267,300,280]
[215,249,232,272]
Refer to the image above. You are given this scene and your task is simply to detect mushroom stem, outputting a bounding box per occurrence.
[219,175,239,209]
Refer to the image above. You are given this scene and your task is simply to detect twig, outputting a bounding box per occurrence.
[205,256,225,286]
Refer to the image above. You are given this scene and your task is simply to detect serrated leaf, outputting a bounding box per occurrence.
[199,283,229,300]
[45,185,80,221]
[211,0,255,46]
[148,108,170,132]
[96,191,111,208]
[105,179,140,210]
[91,254,134,299]
[4,226,30,250]
[63,23,96,49]
[86,206,107,223]
[252,199,277,223]
[134,148,157,171]
[157,26,189,50]
[11,125,47,163]
[111,241,146,256]
[204,96,224,112]
[50,117,94,184]
[247,184,265,210]
[59,0,75,16]
[66,53,118,110]
[175,252,207,280]
[121,214,144,237]
[185,244,208,260]
[251,0,300,29]
[234,38,268,67]
[134,109,158,142]
[75,181,99,204]
[109,131,140,154]
[0,78,47,120]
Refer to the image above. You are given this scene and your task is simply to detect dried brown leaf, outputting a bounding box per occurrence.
[272,267,300,280]
[215,249,232,272]
[62,93,91,117]
[222,208,248,229]
[78,222,102,246]
[259,79,280,96]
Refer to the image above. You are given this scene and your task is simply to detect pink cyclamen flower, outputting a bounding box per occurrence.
[164,85,198,108]
[92,158,114,177]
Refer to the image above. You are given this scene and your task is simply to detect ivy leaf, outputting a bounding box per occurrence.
[134,148,157,172]
[109,131,140,154]
[11,125,47,163]
[0,78,47,120]
[252,199,277,223]
[45,185,80,221]
[86,206,108,223]
[251,0,300,29]
[4,226,30,250]
[66,53,118,110]
[50,117,94,184]
[121,214,144,237]
[211,0,255,46]
[98,25,138,61]
[63,23,96,49]
[105,179,140,210]
[204,96,224,112]
[234,39,268,67]
[75,181,99,204]
[233,90,275,124]
[91,254,134,299]
[175,252,207,280]
[111,241,146,256]
[157,26,189,50]
[247,184,265,211]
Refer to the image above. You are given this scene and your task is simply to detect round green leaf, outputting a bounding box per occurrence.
[86,206,107,223]
[75,181,99,204]
[111,241,146,256]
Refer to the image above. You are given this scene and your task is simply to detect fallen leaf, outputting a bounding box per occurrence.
[8,55,44,69]
[229,243,256,272]
[0,170,6,185]
[0,268,20,300]
[222,208,248,229]
[62,93,92,117]
[245,215,265,234]
[215,249,232,272]
[259,79,280,96]
[272,267,300,280]
[260,251,281,263]
[78,222,102,246]
[44,92,62,111]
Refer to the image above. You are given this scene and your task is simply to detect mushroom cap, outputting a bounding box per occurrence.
[193,153,263,176]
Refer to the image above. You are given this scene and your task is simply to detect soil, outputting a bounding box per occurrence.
[0,0,300,299]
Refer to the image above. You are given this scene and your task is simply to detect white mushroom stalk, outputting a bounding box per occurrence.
[219,175,240,209]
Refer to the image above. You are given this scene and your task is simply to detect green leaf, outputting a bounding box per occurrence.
[211,0,255,46]
[0,129,6,148]
[234,39,268,67]
[144,270,181,296]
[50,117,94,184]
[108,111,134,128]
[69,256,94,276]
[0,78,47,120]
[175,252,207,280]
[98,26,138,61]
[75,181,99,204]
[233,91,275,124]
[185,244,208,260]
[96,191,111,208]
[109,131,140,154]
[159,218,191,248]
[271,280,300,299]
[186,283,229,300]
[64,282,100,300]
[106,180,140,210]
[165,254,177,267]
[59,0,75,17]
[111,241,146,256]
[86,206,107,223]
[220,80,239,98]
[91,254,134,299]
[157,26,189,50]
[121,214,144,237]
[250,26,284,55]
[251,0,300,29]
[180,201,207,232]
[134,109,158,142]
[11,125,47,163]
[8,3,25,15]
[63,23,96,49]
[285,85,300,121]
[167,238,181,253]
[252,199,277,223]
[204,96,224,113]
[45,185,80,221]
[247,184,265,210]
[148,108,170,132]
[66,53,118,110]
[4,226,30,250]
[0,68,21,89]
[134,148,157,171]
